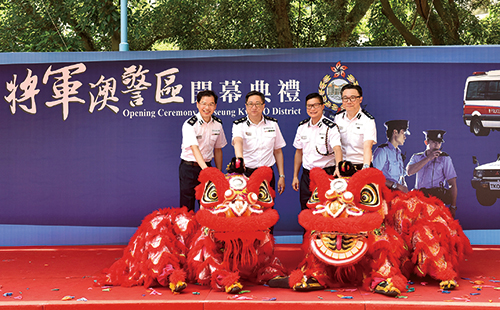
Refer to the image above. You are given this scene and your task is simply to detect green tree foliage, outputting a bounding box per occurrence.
[0,0,498,52]
[365,0,498,46]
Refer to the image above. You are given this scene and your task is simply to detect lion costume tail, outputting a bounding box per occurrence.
[98,207,199,289]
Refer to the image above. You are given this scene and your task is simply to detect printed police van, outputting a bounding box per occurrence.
[472,154,500,206]
[463,70,500,136]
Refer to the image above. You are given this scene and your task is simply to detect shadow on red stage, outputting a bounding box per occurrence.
[1,244,500,309]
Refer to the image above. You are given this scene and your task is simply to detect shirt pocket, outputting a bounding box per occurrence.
[352,122,364,135]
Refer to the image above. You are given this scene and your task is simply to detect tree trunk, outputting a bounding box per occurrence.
[325,0,376,47]
[266,0,294,48]
[380,0,423,46]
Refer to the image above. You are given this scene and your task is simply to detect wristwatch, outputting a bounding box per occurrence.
[279,175,285,178]
[391,182,398,189]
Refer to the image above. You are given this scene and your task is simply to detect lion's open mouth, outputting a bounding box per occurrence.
[310,232,368,266]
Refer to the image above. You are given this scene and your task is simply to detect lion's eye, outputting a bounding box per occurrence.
[202,181,218,203]
[258,182,272,203]
[359,183,379,208]
[308,188,320,204]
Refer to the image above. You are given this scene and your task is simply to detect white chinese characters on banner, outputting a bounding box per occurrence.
[4,62,302,120]
[155,68,183,104]
[5,69,40,115]
[121,65,152,107]
[190,81,213,104]
[89,76,119,114]
[43,63,86,121]
[250,80,271,103]
[278,79,300,102]
[219,80,242,103]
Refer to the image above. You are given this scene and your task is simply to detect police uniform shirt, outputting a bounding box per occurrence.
[180,112,227,162]
[293,115,341,170]
[373,141,406,185]
[407,151,457,189]
[232,116,286,169]
[334,109,377,165]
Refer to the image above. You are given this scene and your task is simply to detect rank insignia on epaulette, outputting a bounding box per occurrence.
[212,115,222,124]
[299,118,310,126]
[187,115,198,126]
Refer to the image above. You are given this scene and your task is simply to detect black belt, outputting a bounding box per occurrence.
[303,166,336,175]
[245,166,272,174]
[181,159,211,167]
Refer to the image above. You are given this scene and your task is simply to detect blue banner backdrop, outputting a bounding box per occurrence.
[1,46,500,245]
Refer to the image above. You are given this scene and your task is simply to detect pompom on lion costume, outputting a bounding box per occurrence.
[290,166,471,297]
[98,166,287,294]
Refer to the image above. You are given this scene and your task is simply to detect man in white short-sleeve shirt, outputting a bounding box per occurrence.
[292,93,342,211]
[179,90,227,212]
[232,91,286,194]
[334,84,377,171]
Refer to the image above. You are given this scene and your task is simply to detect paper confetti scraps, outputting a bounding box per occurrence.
[147,288,162,295]
[77,297,88,302]
[227,295,253,300]
[61,295,75,301]
[262,297,276,301]
[336,294,353,299]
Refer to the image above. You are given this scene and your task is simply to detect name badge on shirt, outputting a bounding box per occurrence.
[301,135,309,142]
[245,131,253,137]
[212,129,220,136]
[353,122,364,134]
[264,126,275,133]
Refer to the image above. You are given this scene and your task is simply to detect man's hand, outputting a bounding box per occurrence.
[277,177,285,195]
[427,149,442,160]
[292,177,299,191]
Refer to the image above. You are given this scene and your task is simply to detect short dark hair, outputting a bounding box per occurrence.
[305,92,323,104]
[387,128,404,139]
[341,84,363,97]
[197,90,218,104]
[245,90,265,103]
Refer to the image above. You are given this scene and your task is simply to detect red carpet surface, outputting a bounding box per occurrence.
[1,244,500,309]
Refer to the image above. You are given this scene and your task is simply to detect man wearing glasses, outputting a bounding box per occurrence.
[179,90,227,212]
[334,84,377,171]
[231,90,286,194]
[292,93,342,211]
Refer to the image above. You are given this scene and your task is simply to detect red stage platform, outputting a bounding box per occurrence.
[2,244,500,309]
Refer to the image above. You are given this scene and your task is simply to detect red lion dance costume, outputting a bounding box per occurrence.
[100,166,286,294]
[290,167,471,296]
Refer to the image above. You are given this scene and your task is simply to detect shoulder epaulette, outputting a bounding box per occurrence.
[187,115,198,126]
[439,151,450,157]
[298,118,311,126]
[233,116,248,125]
[336,109,346,116]
[321,117,336,128]
[212,115,222,124]
[415,151,425,156]
[376,143,389,149]
[264,115,278,122]
[361,109,375,120]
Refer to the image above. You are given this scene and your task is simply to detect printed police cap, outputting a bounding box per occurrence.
[423,130,446,142]
[384,120,410,135]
